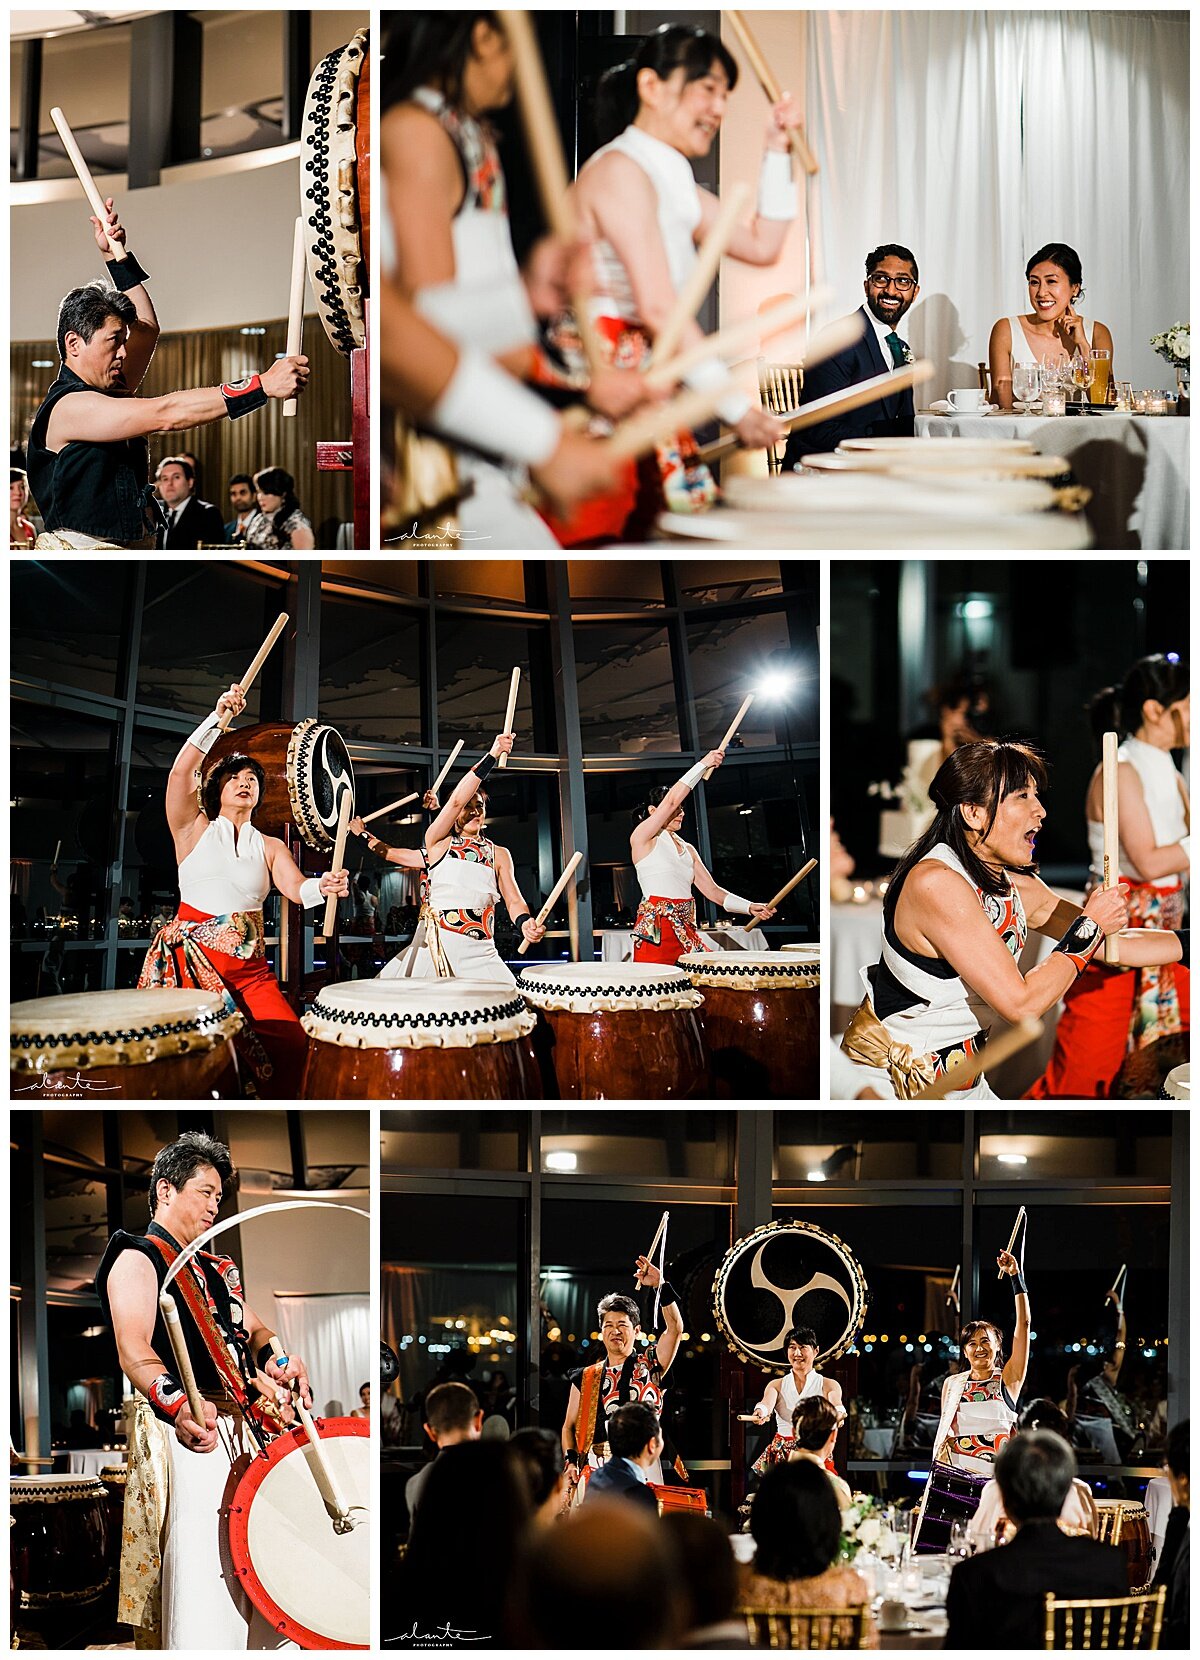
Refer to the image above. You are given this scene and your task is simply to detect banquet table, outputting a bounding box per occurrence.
[914,412,1189,549]
[65,1447,125,1476]
[598,924,768,962]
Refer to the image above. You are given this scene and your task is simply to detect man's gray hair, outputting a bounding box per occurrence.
[597,1292,641,1325]
[148,1130,233,1218]
[995,1430,1076,1523]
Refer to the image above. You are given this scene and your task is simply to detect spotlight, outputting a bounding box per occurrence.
[757,669,798,699]
[545,1150,577,1172]
[997,1153,1028,1166]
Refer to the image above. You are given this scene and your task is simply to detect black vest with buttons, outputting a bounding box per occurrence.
[28,366,155,543]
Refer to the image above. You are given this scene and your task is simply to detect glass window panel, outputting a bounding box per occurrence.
[201,10,282,143]
[584,765,680,926]
[978,1113,1173,1182]
[11,560,129,696]
[43,1175,110,1294]
[39,30,133,176]
[435,618,544,745]
[127,727,191,926]
[674,561,783,603]
[324,561,421,595]
[299,1110,371,1181]
[687,612,815,749]
[319,594,423,744]
[568,560,665,611]
[539,1111,736,1181]
[138,565,289,717]
[434,561,545,609]
[381,1111,527,1173]
[704,758,819,939]
[575,624,680,755]
[775,1112,967,1183]
[40,1110,107,1168]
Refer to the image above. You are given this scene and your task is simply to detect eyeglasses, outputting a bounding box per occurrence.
[868,274,915,292]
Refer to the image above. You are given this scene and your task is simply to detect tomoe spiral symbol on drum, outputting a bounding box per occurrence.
[712,1220,868,1372]
[313,726,354,835]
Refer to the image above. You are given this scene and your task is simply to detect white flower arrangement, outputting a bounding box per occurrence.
[838,1492,884,1561]
[1150,323,1190,367]
[867,768,930,816]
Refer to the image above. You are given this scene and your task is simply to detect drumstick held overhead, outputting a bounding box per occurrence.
[517,850,583,954]
[696,360,934,465]
[320,792,354,940]
[217,612,289,731]
[1102,730,1121,965]
[705,693,755,779]
[743,858,817,929]
[911,1018,1043,1103]
[282,216,307,419]
[361,791,419,826]
[647,183,751,369]
[51,106,129,260]
[997,1206,1028,1281]
[158,1293,208,1428]
[724,11,818,174]
[499,668,521,769]
[431,738,466,794]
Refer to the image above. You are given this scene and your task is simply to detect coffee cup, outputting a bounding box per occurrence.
[879,1599,909,1632]
[947,388,987,413]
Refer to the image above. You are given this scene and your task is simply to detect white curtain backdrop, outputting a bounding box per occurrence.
[274,1294,370,1420]
[806,11,1189,391]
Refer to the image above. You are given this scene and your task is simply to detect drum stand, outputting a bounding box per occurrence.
[316,300,370,550]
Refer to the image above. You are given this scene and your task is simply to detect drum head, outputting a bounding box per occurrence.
[303,979,536,1048]
[287,719,355,849]
[11,988,241,1074]
[302,30,369,355]
[518,962,702,1011]
[678,950,819,989]
[712,1219,867,1372]
[10,1474,104,1499]
[1162,1063,1190,1099]
[228,1418,369,1649]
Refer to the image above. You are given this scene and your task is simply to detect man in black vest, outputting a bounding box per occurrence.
[782,242,921,465]
[27,195,308,549]
[155,456,227,548]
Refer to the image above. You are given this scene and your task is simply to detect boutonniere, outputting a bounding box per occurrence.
[897,340,914,366]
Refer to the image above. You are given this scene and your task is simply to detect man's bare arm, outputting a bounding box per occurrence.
[46,355,308,448]
[105,1249,218,1451]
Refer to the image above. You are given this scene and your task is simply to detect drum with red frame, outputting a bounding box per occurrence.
[650,1482,710,1517]
[226,1416,370,1649]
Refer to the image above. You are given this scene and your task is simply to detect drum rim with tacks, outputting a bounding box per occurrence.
[1161,1062,1190,1099]
[303,979,536,1048]
[518,961,703,1011]
[11,1474,110,1609]
[302,29,369,357]
[10,988,243,1073]
[678,949,819,989]
[711,1218,869,1373]
[226,1416,369,1649]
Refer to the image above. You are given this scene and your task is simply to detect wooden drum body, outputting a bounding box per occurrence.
[303,29,369,357]
[518,963,709,1100]
[10,989,242,1099]
[10,1475,109,1609]
[204,720,354,850]
[99,1465,128,1583]
[1095,1500,1153,1592]
[301,980,539,1099]
[679,950,819,1098]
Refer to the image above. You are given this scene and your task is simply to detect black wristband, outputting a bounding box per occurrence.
[1053,914,1103,975]
[512,912,532,931]
[1011,1274,1028,1296]
[474,753,498,783]
[109,250,150,291]
[257,1342,280,1371]
[658,1280,679,1310]
[222,373,269,420]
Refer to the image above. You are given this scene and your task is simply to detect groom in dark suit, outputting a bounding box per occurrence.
[783,243,921,466]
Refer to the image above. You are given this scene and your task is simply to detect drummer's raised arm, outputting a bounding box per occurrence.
[165,682,244,838]
[424,733,514,845]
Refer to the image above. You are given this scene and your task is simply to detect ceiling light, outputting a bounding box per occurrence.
[806,1170,827,1182]
[545,1150,577,1172]
[997,1153,1028,1166]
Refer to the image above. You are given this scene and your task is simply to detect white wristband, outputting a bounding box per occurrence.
[430,347,560,468]
[1179,835,1191,862]
[188,711,222,755]
[682,355,751,429]
[416,276,535,355]
[298,878,324,910]
[723,890,753,915]
[679,760,707,791]
[757,149,798,221]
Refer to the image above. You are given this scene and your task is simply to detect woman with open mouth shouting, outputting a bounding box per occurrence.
[840,739,1182,1100]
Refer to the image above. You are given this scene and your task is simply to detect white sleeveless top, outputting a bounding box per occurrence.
[1008,315,1090,368]
[178,818,270,915]
[427,834,502,913]
[586,124,703,322]
[775,1368,825,1437]
[1087,736,1188,888]
[634,832,696,900]
[864,842,1027,1055]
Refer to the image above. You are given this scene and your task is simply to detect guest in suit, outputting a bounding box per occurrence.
[155,456,227,548]
[1154,1419,1189,1650]
[224,473,260,543]
[782,243,919,465]
[584,1401,662,1513]
[988,243,1115,410]
[945,1430,1128,1649]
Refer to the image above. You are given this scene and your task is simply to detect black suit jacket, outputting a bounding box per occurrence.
[584,1458,659,1513]
[782,305,915,466]
[157,495,227,549]
[945,1520,1129,1650]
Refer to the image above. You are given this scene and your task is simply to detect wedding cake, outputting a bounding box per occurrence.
[875,739,943,858]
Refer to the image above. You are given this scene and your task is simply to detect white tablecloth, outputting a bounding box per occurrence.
[915,413,1189,549]
[598,925,768,962]
[66,1447,125,1476]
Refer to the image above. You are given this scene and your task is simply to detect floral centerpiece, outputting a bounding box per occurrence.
[1151,323,1189,404]
[839,1493,884,1562]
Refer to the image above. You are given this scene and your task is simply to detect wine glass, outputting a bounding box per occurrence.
[1011,362,1040,414]
[947,1519,973,1560]
[1071,350,1093,405]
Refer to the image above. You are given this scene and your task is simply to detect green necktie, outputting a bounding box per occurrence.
[885,332,906,367]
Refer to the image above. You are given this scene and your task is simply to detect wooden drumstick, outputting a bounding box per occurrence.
[217,612,289,731]
[52,839,62,867]
[1102,730,1121,965]
[320,791,354,941]
[282,216,306,419]
[704,693,755,779]
[497,8,604,375]
[647,184,751,370]
[911,1018,1043,1102]
[361,791,419,827]
[517,850,583,954]
[644,1209,669,1263]
[50,106,129,260]
[499,669,521,769]
[997,1206,1028,1281]
[431,739,466,794]
[743,858,817,929]
[696,360,934,465]
[606,382,731,463]
[158,1293,209,1429]
[724,10,819,175]
[645,289,834,392]
[267,1336,353,1530]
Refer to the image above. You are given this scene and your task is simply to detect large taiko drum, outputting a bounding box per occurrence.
[10,989,242,1098]
[301,979,540,1099]
[571,1464,710,1517]
[227,1417,370,1649]
[1161,1063,1190,1099]
[517,962,709,1099]
[712,1219,868,1375]
[99,1464,128,1585]
[10,1475,109,1609]
[203,720,354,851]
[1095,1500,1153,1592]
[302,29,369,356]
[678,950,819,1098]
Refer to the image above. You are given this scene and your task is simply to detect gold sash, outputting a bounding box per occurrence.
[121,1397,171,1642]
[840,998,944,1101]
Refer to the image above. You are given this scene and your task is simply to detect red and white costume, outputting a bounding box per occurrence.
[632,831,713,965]
[383,832,516,988]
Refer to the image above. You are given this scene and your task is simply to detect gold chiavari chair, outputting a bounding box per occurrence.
[1043,1587,1165,1650]
[739,1603,871,1650]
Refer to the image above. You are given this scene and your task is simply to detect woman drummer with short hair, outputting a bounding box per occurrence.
[748,1326,845,1476]
[630,749,776,963]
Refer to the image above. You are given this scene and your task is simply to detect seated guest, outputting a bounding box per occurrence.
[970,1400,1099,1545]
[782,243,919,465]
[515,1500,683,1647]
[739,1460,877,1645]
[404,1380,482,1521]
[243,466,316,550]
[789,1396,853,1509]
[11,468,37,548]
[391,1441,532,1648]
[155,455,226,548]
[988,243,1115,409]
[509,1427,569,1529]
[584,1401,662,1512]
[1154,1420,1189,1650]
[662,1512,750,1648]
[225,473,260,542]
[945,1430,1127,1650]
